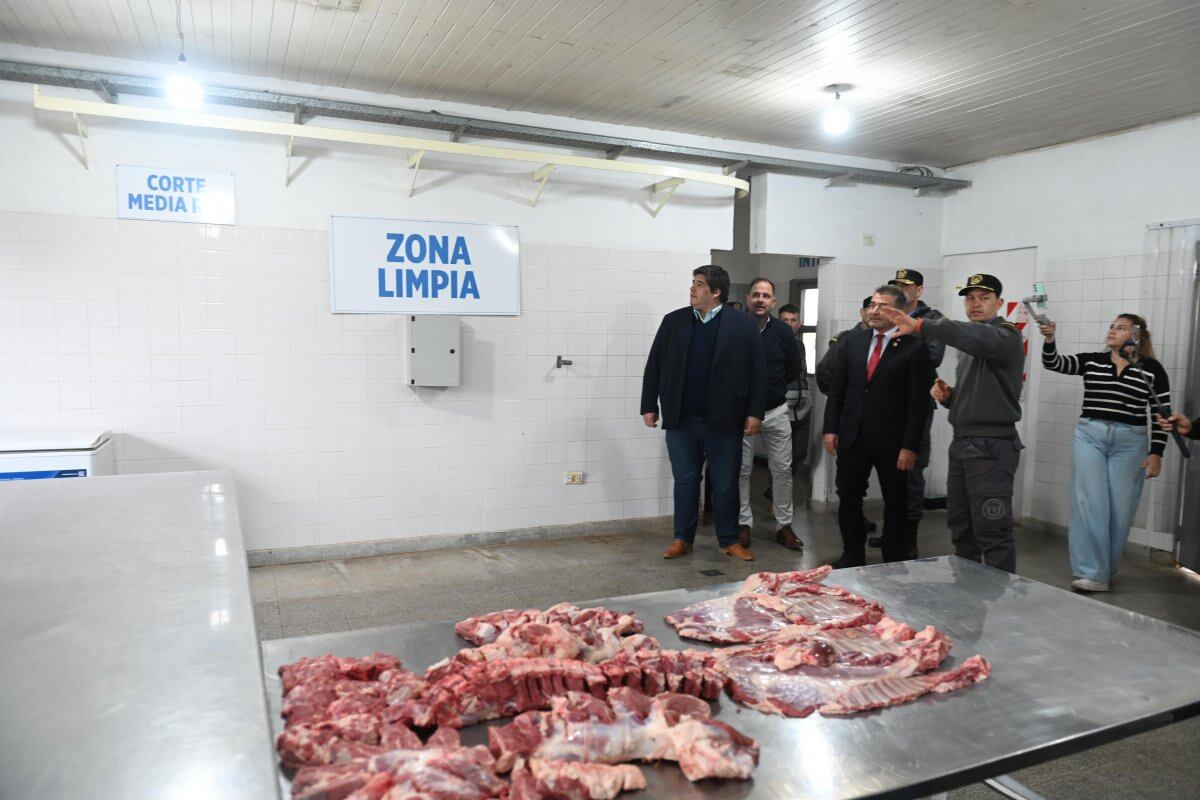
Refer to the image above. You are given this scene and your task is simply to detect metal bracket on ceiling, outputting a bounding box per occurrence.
[406,150,425,197]
[73,112,89,170]
[913,185,941,197]
[649,177,685,217]
[450,124,466,143]
[284,136,295,186]
[530,164,556,207]
[96,80,116,104]
[30,85,753,203]
[293,104,304,125]
[606,146,629,160]
[723,160,748,176]
[824,172,854,188]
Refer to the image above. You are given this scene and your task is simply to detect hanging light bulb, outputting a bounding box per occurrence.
[821,83,853,136]
[164,0,203,110]
[165,55,203,110]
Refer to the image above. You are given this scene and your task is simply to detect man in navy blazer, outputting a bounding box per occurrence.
[641,265,767,561]
[822,285,935,567]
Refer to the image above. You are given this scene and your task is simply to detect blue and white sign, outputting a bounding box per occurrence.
[330,215,520,315]
[117,165,236,224]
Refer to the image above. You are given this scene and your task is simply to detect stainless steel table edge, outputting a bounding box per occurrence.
[855,706,1200,800]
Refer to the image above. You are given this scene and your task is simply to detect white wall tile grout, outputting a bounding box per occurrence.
[0,211,702,551]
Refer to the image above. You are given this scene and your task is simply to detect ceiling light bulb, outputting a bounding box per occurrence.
[823,102,850,135]
[165,56,203,110]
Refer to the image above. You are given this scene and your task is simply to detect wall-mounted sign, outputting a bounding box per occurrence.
[117,165,236,224]
[330,215,520,315]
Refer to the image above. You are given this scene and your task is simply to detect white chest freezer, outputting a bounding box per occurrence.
[0,430,114,481]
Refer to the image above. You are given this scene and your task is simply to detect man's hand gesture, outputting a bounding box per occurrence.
[877,305,917,335]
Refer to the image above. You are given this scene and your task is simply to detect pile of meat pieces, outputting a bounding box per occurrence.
[664,565,992,718]
[277,570,992,797]
[277,602,756,799]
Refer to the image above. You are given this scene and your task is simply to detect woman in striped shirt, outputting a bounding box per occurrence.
[1039,314,1169,593]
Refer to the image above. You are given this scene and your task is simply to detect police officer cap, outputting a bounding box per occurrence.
[888,268,923,286]
[957,273,1003,296]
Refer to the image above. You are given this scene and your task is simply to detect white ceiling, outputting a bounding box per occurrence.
[2,0,1198,166]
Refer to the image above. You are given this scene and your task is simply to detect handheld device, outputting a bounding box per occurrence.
[1021,282,1051,325]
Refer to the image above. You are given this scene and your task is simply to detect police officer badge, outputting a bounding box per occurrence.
[969,274,983,286]
[896,269,908,280]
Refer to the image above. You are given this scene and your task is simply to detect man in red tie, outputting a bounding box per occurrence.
[822,286,936,567]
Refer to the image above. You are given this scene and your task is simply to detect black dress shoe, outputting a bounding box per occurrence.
[831,553,866,569]
[864,518,878,533]
[867,535,882,548]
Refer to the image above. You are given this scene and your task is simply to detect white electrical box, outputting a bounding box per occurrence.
[408,315,461,387]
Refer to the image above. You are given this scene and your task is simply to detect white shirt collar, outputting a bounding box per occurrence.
[870,326,900,343]
[693,303,723,323]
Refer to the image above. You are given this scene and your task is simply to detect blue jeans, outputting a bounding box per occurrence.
[1069,418,1147,583]
[666,416,743,547]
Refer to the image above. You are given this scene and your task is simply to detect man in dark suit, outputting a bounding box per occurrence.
[641,264,767,562]
[822,285,935,567]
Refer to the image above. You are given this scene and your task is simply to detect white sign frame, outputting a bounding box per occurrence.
[329,215,521,316]
[117,165,236,224]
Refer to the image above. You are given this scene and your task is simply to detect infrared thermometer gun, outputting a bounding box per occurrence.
[1021,282,1051,325]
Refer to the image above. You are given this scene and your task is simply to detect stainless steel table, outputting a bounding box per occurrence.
[0,470,280,800]
[261,556,1200,799]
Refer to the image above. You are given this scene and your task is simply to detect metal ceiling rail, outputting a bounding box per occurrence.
[32,87,749,201]
[2,60,970,194]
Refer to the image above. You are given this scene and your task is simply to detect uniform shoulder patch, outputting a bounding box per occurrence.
[828,334,840,344]
[999,321,1019,332]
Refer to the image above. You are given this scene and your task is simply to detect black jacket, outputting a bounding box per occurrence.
[816,324,865,395]
[822,327,935,453]
[641,307,768,434]
[757,316,803,411]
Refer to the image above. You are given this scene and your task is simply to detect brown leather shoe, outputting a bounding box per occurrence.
[738,525,752,549]
[720,542,756,561]
[775,525,803,550]
[662,540,693,559]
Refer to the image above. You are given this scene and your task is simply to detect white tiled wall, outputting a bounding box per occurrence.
[1032,253,1189,539]
[0,211,703,551]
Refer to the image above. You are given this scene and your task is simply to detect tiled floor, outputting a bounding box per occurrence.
[250,468,1200,798]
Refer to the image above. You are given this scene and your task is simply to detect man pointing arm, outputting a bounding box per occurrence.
[877,274,1025,573]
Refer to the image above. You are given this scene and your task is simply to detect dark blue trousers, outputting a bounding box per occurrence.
[666,416,743,547]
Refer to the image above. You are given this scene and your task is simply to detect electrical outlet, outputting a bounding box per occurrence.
[564,471,584,485]
[861,234,876,246]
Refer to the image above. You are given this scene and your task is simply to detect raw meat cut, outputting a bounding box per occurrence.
[721,639,990,718]
[710,616,952,673]
[277,716,426,767]
[489,687,759,782]
[454,604,643,647]
[276,654,431,769]
[280,653,402,694]
[818,655,991,715]
[426,621,659,683]
[740,565,832,594]
[291,744,503,799]
[510,759,647,800]
[664,584,884,643]
[397,649,722,729]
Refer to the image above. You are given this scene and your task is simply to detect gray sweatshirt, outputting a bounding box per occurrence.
[918,316,1024,438]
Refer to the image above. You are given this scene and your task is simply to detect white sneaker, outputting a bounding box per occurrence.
[1071,578,1110,592]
